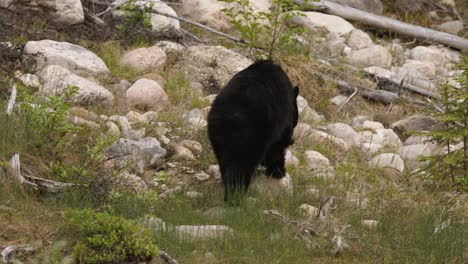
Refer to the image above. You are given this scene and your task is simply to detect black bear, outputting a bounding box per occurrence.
[207,60,299,203]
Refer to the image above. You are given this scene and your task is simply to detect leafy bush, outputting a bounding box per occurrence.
[65,209,159,263]
[417,53,467,191]
[220,0,313,59]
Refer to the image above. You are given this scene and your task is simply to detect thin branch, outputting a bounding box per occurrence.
[338,88,357,112]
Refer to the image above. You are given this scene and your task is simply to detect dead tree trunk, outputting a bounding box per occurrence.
[294,0,468,50]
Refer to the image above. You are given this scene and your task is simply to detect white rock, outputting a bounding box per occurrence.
[126,111,148,125]
[106,137,167,173]
[404,135,432,146]
[364,66,393,79]
[375,129,402,149]
[38,65,114,105]
[435,20,464,35]
[194,171,210,181]
[109,115,132,132]
[105,121,121,138]
[304,150,330,170]
[253,173,293,197]
[398,143,440,170]
[52,0,85,26]
[292,12,355,35]
[117,172,148,194]
[15,71,41,90]
[133,0,180,31]
[120,46,166,73]
[183,109,207,128]
[401,59,437,78]
[332,0,383,14]
[123,128,146,140]
[310,129,349,151]
[369,153,405,173]
[174,145,196,161]
[285,149,299,167]
[327,123,362,147]
[330,94,348,107]
[143,111,159,122]
[361,142,384,154]
[23,40,110,77]
[362,120,384,131]
[346,45,392,68]
[409,46,450,67]
[207,165,221,180]
[299,204,319,218]
[180,140,203,155]
[126,78,169,110]
[177,0,230,30]
[69,116,100,130]
[174,45,252,91]
[347,29,373,50]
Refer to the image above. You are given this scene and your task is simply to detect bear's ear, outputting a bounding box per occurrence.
[294,86,299,97]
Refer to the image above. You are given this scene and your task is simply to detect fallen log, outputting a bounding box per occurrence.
[294,0,468,50]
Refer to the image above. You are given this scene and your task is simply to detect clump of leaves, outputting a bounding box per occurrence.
[17,84,81,159]
[117,0,153,35]
[220,0,314,59]
[417,53,468,191]
[65,209,159,263]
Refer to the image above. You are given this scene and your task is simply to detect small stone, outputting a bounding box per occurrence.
[352,115,370,128]
[180,140,203,155]
[207,165,221,180]
[304,150,330,170]
[330,94,348,107]
[194,171,210,181]
[126,111,148,125]
[186,191,204,199]
[347,29,373,50]
[116,172,148,194]
[109,115,132,132]
[285,149,299,166]
[183,108,207,129]
[174,145,196,161]
[126,78,169,111]
[120,46,166,73]
[362,120,384,131]
[327,123,362,147]
[69,116,100,130]
[105,121,121,138]
[298,204,319,219]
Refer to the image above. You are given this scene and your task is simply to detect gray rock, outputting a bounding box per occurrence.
[363,66,393,79]
[400,59,437,79]
[69,116,100,130]
[38,65,114,105]
[105,121,121,138]
[398,143,440,170]
[391,115,437,137]
[330,0,383,14]
[362,120,384,131]
[173,45,252,93]
[352,115,370,128]
[15,71,41,90]
[326,32,347,56]
[435,20,464,35]
[122,128,146,140]
[183,108,207,128]
[180,140,203,155]
[126,111,148,126]
[327,123,363,147]
[207,165,221,180]
[330,94,348,107]
[369,153,405,173]
[177,0,230,30]
[346,45,392,68]
[132,0,180,32]
[174,145,196,161]
[22,40,110,77]
[126,78,169,110]
[109,115,132,132]
[116,172,148,194]
[409,46,450,67]
[106,137,166,172]
[155,40,185,52]
[375,128,402,149]
[253,173,293,197]
[194,171,210,181]
[304,150,330,170]
[120,46,166,73]
[347,29,373,50]
[292,12,355,36]
[395,0,423,13]
[285,149,299,167]
[294,123,349,151]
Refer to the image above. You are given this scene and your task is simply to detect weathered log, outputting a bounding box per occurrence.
[6,83,16,115]
[294,0,468,50]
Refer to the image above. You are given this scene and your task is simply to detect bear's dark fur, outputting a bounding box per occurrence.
[207,60,299,202]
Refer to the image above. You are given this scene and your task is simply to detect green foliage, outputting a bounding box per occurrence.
[417,53,468,191]
[116,0,153,35]
[220,0,314,59]
[16,84,81,159]
[65,209,159,263]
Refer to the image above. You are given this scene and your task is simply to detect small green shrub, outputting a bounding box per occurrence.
[116,0,153,35]
[220,0,314,59]
[416,53,468,191]
[65,209,159,264]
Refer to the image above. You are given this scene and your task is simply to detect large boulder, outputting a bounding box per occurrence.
[38,65,114,105]
[346,45,392,68]
[409,46,451,67]
[292,12,355,36]
[120,46,167,73]
[126,78,169,110]
[330,0,383,14]
[391,115,438,137]
[172,45,252,93]
[106,137,167,173]
[22,40,110,77]
[1,0,84,26]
